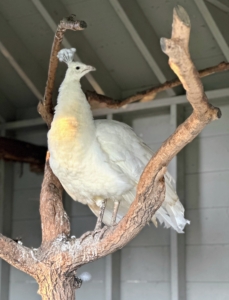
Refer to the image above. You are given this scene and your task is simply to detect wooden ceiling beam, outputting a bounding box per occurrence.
[0,137,46,172]
[194,0,229,61]
[0,42,43,101]
[109,0,176,97]
[206,0,229,13]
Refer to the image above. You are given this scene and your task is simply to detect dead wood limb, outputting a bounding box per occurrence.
[0,137,46,172]
[86,60,229,108]
[37,18,87,128]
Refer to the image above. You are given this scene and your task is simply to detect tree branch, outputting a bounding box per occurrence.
[40,154,70,244]
[0,234,36,276]
[86,61,229,108]
[0,137,46,172]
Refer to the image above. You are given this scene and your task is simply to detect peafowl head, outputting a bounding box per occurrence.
[57,48,96,80]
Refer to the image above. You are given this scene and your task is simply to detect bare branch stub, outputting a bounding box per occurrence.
[0,137,46,172]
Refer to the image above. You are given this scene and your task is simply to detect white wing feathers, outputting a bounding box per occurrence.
[95,119,190,233]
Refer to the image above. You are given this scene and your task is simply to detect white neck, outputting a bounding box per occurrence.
[51,77,95,149]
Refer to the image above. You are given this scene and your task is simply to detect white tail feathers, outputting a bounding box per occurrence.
[57,48,76,65]
[89,171,190,234]
[153,172,190,233]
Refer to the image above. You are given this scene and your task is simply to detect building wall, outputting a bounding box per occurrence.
[119,107,171,300]
[6,100,229,299]
[184,99,229,300]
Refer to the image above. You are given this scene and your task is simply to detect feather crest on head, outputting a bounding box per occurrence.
[57,48,76,65]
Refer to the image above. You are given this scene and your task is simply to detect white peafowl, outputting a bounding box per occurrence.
[48,48,190,233]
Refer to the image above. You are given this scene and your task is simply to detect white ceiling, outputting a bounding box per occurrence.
[0,0,229,121]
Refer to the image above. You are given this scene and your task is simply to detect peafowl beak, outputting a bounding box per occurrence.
[85,65,96,72]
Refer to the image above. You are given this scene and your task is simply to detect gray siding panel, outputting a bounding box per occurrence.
[121,282,170,300]
[12,220,41,248]
[186,283,229,300]
[12,188,40,221]
[186,208,229,245]
[185,135,229,174]
[128,225,170,247]
[14,163,43,190]
[121,246,170,282]
[185,171,229,209]
[186,245,229,282]
[185,101,229,299]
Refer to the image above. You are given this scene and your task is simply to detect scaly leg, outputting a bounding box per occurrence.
[94,199,107,231]
[98,200,120,240]
[111,200,120,225]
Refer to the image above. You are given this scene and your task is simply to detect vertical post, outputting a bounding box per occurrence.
[105,251,121,300]
[0,124,14,300]
[169,104,186,300]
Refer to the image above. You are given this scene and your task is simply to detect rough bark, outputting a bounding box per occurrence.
[0,6,221,300]
[37,270,76,300]
[40,154,70,244]
[0,137,46,172]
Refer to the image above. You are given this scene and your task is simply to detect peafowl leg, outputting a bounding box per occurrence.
[111,200,120,225]
[94,199,107,231]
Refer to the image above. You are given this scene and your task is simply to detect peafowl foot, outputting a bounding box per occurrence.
[78,231,93,244]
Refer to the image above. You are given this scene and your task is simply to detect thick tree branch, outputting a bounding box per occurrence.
[0,234,36,276]
[0,137,46,172]
[40,154,70,244]
[86,61,229,108]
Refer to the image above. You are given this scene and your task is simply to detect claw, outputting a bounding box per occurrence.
[99,226,108,239]
[79,231,93,244]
